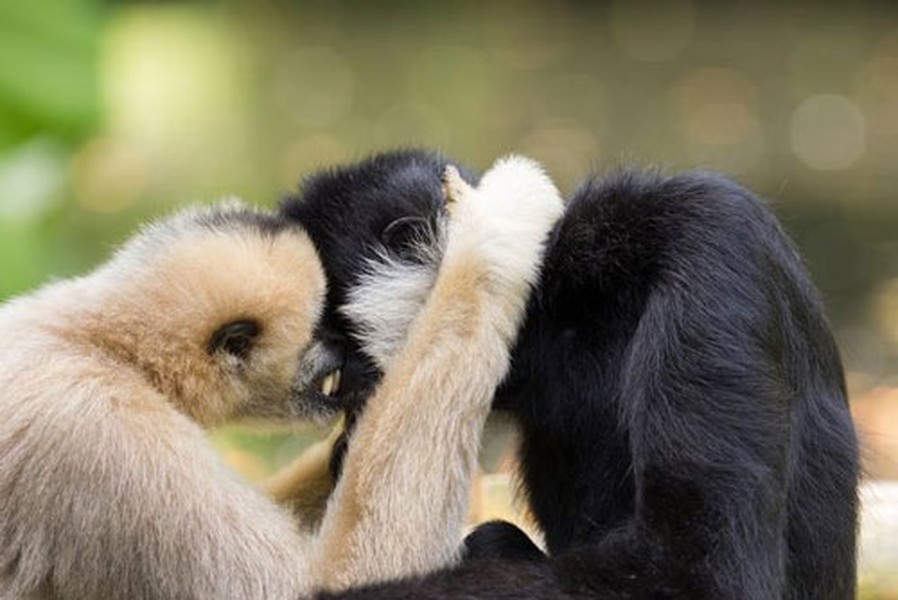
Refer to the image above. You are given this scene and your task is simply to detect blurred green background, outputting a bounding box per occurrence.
[1,0,897,594]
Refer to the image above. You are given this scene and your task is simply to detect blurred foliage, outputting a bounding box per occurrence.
[1,0,897,591]
[0,0,100,145]
[208,425,323,480]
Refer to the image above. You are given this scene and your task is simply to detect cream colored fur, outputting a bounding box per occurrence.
[0,155,562,599]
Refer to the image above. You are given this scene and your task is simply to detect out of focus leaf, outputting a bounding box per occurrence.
[0,0,101,147]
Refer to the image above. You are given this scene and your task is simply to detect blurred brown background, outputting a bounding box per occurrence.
[1,0,896,595]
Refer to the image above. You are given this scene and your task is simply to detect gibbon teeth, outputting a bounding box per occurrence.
[319,369,342,397]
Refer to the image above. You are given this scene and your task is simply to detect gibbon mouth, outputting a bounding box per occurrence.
[317,368,342,397]
[295,338,347,411]
[298,337,377,413]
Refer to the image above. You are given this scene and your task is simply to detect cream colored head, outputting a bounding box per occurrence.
[67,202,342,427]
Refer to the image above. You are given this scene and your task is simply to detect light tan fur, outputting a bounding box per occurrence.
[0,154,562,599]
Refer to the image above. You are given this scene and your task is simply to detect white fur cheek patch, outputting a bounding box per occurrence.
[341,257,439,370]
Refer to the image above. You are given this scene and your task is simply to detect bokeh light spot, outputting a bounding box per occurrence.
[104,8,244,154]
[790,94,866,170]
[677,68,759,146]
[0,140,66,224]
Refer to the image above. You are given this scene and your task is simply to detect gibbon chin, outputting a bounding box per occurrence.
[283,151,860,600]
[0,165,564,600]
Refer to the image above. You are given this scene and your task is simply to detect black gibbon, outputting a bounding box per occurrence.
[281,150,859,599]
[0,165,563,600]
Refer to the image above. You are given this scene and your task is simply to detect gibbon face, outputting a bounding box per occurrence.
[68,204,351,426]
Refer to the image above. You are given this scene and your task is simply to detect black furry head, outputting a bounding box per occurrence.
[281,150,475,307]
[280,149,477,409]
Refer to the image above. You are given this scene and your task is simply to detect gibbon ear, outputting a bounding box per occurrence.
[208,320,261,360]
[380,216,431,262]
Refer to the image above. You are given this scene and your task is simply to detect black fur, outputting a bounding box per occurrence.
[462,520,546,564]
[282,151,859,599]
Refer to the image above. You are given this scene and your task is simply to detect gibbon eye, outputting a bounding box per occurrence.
[208,320,261,360]
[380,216,431,262]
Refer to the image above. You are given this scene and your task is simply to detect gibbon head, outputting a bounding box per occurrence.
[281,150,476,387]
[86,202,353,426]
